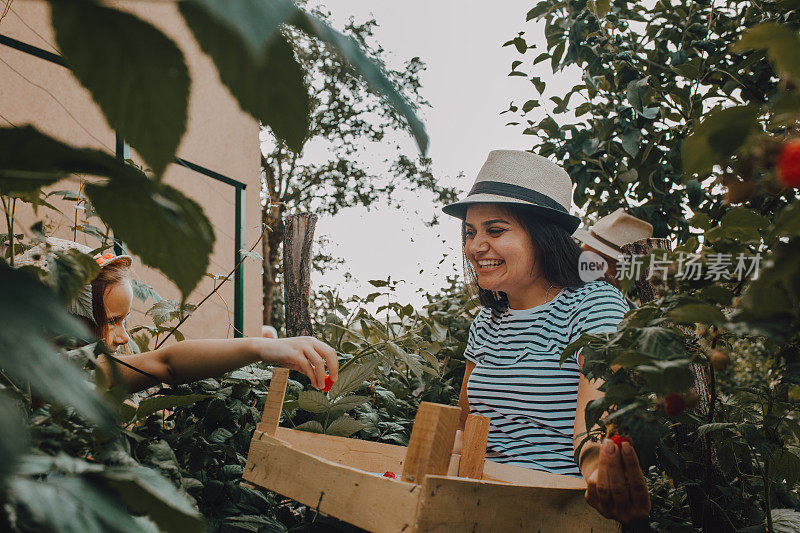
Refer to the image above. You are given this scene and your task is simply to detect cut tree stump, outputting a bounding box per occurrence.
[283,213,317,337]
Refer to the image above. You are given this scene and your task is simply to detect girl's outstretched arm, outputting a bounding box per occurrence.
[101,336,338,393]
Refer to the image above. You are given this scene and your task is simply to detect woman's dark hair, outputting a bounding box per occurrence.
[463,204,585,311]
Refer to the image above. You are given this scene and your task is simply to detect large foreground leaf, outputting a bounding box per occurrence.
[180,3,310,151]
[289,11,429,155]
[50,1,190,177]
[682,105,760,176]
[185,0,297,54]
[0,126,141,194]
[98,466,205,533]
[11,454,204,533]
[11,477,142,533]
[0,263,112,426]
[0,395,28,485]
[733,23,800,80]
[85,173,215,299]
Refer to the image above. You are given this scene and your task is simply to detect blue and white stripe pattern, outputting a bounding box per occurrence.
[464,281,629,477]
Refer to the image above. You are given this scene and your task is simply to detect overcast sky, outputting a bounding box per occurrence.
[285,1,582,306]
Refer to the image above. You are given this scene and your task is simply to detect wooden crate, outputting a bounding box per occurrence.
[243,368,619,533]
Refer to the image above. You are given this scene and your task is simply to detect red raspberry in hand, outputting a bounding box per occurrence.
[778,139,800,188]
[664,393,686,416]
[322,373,334,393]
[610,434,631,448]
[383,471,396,478]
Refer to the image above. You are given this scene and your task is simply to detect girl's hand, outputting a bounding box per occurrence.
[256,336,338,389]
[585,438,650,524]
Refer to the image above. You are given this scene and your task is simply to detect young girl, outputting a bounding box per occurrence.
[18,238,337,393]
[443,150,649,524]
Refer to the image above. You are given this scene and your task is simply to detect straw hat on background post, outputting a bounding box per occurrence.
[573,208,653,262]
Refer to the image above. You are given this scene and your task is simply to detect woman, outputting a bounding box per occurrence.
[18,238,337,393]
[443,150,650,524]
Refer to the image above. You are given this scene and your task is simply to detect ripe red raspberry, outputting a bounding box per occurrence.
[610,434,631,448]
[322,373,334,393]
[382,471,396,478]
[778,139,800,188]
[664,393,686,416]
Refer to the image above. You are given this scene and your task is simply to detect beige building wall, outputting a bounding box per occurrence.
[0,1,263,341]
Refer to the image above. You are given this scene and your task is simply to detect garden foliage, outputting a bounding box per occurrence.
[506,0,800,530]
[0,0,433,530]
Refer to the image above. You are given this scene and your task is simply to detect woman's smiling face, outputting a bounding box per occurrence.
[464,204,539,296]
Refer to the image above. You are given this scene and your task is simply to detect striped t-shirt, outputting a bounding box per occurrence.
[464,281,629,477]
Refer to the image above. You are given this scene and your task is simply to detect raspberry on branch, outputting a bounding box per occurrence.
[778,139,800,188]
[664,393,686,416]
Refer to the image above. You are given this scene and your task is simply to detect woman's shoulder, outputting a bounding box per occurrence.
[562,281,628,310]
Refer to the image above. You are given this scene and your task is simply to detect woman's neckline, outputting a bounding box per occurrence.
[505,287,566,315]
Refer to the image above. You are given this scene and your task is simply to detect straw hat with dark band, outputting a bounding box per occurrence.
[442,150,581,233]
[573,208,653,260]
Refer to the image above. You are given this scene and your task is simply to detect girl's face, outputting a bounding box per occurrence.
[464,204,540,297]
[102,279,132,351]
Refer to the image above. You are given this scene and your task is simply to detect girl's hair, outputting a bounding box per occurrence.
[463,204,585,311]
[91,263,131,341]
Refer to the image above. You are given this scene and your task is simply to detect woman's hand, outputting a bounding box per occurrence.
[256,336,338,390]
[584,438,650,524]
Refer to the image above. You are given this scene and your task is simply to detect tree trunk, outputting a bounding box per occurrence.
[282,213,317,338]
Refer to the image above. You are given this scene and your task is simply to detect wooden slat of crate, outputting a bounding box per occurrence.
[414,475,619,533]
[271,427,462,476]
[243,433,420,533]
[481,459,587,489]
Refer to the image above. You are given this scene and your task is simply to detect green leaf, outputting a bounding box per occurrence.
[0,395,27,485]
[185,0,296,55]
[98,466,206,533]
[589,0,611,18]
[85,174,214,299]
[620,130,641,157]
[560,333,604,366]
[637,359,695,393]
[325,414,366,437]
[669,303,726,325]
[294,420,324,433]
[386,341,423,378]
[626,77,649,112]
[721,207,770,230]
[0,264,112,426]
[733,23,800,79]
[50,1,189,177]
[617,169,638,183]
[290,10,429,155]
[133,394,210,421]
[145,299,197,327]
[611,351,654,367]
[50,249,101,306]
[328,358,379,400]
[10,476,143,533]
[682,105,760,176]
[179,5,310,152]
[697,422,735,437]
[429,320,448,343]
[635,327,685,359]
[0,126,141,192]
[297,389,331,413]
[330,394,370,416]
